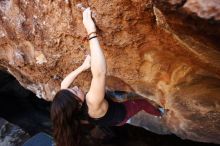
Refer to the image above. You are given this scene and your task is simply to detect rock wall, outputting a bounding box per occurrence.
[0,118,30,146]
[0,0,219,144]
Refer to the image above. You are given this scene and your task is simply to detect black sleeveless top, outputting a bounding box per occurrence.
[80,96,126,126]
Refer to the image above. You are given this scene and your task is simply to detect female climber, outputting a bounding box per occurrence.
[51,7,162,146]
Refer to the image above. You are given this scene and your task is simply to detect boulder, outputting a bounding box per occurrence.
[0,118,30,146]
[0,0,219,143]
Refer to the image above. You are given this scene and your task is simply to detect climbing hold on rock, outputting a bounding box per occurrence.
[35,51,47,64]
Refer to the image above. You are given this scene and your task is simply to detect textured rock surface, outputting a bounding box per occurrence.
[0,0,219,144]
[0,118,30,146]
[168,0,220,20]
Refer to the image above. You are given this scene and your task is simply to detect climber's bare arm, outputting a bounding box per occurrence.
[83,8,108,117]
[86,36,107,115]
[60,55,91,89]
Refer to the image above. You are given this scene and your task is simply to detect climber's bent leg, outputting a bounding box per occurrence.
[118,99,161,125]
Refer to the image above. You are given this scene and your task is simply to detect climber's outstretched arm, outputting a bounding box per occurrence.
[61,55,91,89]
[83,8,108,116]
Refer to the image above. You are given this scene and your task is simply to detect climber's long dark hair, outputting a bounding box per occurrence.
[51,89,82,146]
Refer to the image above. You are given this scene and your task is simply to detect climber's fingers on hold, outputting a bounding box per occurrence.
[83,7,92,19]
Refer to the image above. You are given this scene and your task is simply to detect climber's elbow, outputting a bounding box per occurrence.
[60,81,68,89]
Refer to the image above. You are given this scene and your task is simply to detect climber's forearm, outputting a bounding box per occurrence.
[60,66,85,89]
[89,35,107,77]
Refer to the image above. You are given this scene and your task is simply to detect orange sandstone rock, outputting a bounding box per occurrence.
[0,0,219,143]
